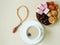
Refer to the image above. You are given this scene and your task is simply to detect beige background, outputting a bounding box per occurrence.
[0,0,60,45]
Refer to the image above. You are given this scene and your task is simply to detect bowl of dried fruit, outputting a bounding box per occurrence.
[36,1,59,25]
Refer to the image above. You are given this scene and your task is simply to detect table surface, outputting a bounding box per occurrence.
[0,0,60,45]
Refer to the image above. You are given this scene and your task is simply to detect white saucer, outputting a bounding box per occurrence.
[19,20,44,44]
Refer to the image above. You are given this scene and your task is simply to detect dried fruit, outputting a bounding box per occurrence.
[55,4,58,9]
[36,13,51,25]
[36,1,58,25]
[49,5,55,10]
[48,17,56,24]
[47,12,52,17]
[51,10,58,17]
[48,1,54,5]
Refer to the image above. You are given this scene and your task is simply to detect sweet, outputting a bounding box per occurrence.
[37,2,49,15]
[55,4,58,9]
[41,2,47,8]
[48,1,58,10]
[48,17,56,24]
[48,5,55,10]
[36,13,51,25]
[47,1,54,5]
[38,4,45,11]
[51,10,58,17]
[36,1,58,25]
[44,8,50,14]
[36,9,43,15]
[47,12,52,17]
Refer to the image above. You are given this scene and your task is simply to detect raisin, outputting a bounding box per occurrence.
[36,13,51,25]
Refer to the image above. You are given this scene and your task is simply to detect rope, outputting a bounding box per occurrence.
[13,5,29,33]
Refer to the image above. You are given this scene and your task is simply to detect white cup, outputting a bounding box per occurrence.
[19,20,44,44]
